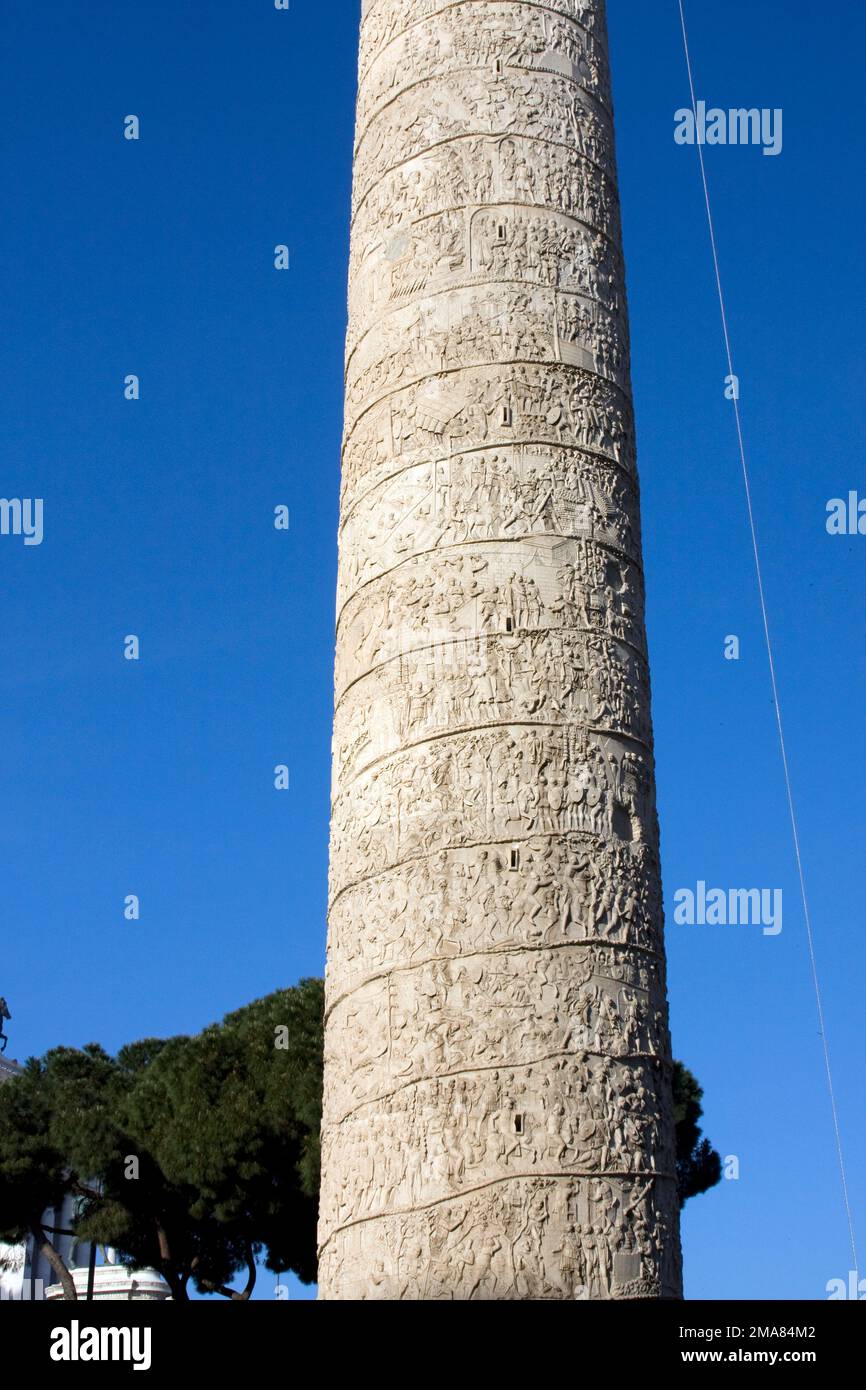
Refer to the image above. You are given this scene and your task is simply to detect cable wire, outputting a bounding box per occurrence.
[676,0,859,1277]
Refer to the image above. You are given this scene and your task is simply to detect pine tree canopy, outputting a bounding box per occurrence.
[0,980,720,1299]
[0,979,324,1300]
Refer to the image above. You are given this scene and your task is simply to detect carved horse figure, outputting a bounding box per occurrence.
[0,997,10,1054]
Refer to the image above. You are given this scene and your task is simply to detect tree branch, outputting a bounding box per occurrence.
[29,1222,77,1301]
[198,1243,257,1301]
[70,1181,103,1201]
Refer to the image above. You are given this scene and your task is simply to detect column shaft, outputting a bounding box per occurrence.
[319,0,682,1301]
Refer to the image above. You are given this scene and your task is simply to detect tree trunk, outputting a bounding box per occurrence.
[154,1221,187,1301]
[30,1222,77,1300]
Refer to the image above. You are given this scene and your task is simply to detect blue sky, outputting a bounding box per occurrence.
[2,0,863,1301]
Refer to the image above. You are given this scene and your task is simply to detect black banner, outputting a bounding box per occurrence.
[4,1297,862,1377]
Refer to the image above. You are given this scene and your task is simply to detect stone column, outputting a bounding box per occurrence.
[318,0,682,1300]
